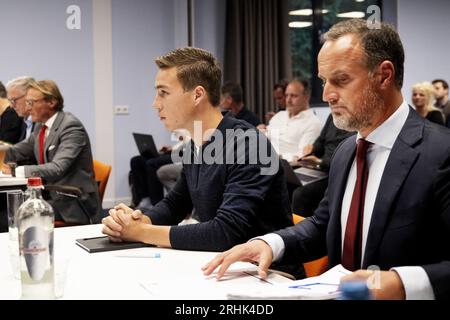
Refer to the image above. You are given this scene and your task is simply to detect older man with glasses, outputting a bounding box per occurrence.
[0,81,23,144]
[6,76,36,142]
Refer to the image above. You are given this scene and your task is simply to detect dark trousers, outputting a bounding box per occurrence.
[129,153,173,206]
[291,178,328,217]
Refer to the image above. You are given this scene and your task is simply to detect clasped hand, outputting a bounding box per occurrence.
[101,203,151,242]
[1,163,11,175]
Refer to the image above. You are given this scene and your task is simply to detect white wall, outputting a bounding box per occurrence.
[0,0,95,141]
[397,0,450,104]
[110,0,177,203]
[193,0,226,66]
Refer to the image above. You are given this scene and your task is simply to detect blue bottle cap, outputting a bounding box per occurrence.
[339,281,371,300]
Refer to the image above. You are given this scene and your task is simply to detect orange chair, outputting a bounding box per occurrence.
[54,159,111,227]
[293,214,329,277]
[0,149,6,167]
[93,159,112,203]
[54,220,67,227]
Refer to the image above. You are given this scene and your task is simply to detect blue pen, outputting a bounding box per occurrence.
[289,282,339,289]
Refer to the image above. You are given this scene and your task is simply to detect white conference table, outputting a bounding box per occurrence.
[0,224,293,300]
[0,175,27,190]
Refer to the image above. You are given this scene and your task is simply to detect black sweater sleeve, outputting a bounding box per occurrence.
[168,160,278,251]
[146,168,194,225]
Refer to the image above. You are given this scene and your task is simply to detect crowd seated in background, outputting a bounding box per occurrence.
[411,81,445,125]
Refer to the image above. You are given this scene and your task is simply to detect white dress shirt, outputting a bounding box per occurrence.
[260,101,435,299]
[16,112,60,177]
[24,115,33,140]
[267,109,322,162]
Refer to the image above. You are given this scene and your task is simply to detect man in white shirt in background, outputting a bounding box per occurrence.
[265,78,322,162]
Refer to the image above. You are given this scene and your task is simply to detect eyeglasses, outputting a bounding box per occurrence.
[25,98,47,107]
[8,95,26,106]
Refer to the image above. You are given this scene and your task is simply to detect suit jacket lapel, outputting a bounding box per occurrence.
[327,138,357,265]
[362,108,423,267]
[43,112,64,162]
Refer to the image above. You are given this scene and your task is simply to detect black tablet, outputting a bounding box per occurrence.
[76,236,152,253]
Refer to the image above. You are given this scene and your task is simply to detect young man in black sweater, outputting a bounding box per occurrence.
[102,47,294,255]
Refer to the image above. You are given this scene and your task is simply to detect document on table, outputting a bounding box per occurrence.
[139,262,279,300]
[227,264,351,300]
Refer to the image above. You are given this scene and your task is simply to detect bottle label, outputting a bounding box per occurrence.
[23,226,49,281]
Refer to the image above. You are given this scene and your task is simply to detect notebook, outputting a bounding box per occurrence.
[132,133,159,158]
[281,159,328,186]
[226,264,351,300]
[76,236,152,253]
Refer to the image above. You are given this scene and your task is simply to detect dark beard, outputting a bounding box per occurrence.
[332,81,384,132]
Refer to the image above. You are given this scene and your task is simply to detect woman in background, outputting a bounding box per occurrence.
[412,81,445,125]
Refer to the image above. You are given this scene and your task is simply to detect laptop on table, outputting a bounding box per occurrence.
[132,133,159,158]
[281,159,328,186]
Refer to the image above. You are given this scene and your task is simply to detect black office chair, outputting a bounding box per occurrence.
[43,185,93,227]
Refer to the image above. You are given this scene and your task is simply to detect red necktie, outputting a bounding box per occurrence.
[39,125,47,164]
[342,138,372,271]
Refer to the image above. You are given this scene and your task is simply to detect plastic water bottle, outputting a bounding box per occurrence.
[17,177,55,299]
[339,281,372,300]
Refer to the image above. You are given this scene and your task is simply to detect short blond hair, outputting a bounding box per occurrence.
[412,81,438,113]
[29,80,64,111]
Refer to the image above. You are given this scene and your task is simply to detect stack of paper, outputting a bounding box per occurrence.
[227,264,351,300]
